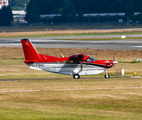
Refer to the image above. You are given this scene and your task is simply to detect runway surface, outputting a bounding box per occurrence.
[0,35,142,50]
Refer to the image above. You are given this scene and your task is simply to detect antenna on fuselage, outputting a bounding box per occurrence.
[61,54,64,58]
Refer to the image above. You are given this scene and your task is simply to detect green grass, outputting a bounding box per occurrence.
[0,58,142,80]
[0,79,142,120]
[131,61,141,63]
[60,37,142,41]
[23,32,142,37]
[0,36,142,119]
[1,31,142,38]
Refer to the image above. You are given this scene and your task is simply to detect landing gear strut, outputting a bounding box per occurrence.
[104,74,110,79]
[104,71,110,79]
[73,74,80,79]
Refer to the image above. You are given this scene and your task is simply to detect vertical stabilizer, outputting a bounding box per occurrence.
[21,39,41,61]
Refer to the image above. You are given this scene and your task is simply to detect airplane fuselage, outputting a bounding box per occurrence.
[21,39,118,79]
[26,58,113,76]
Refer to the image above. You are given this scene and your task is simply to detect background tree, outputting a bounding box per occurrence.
[25,0,40,23]
[125,1,134,20]
[136,13,142,22]
[9,0,30,10]
[0,9,2,26]
[11,0,142,14]
[108,0,124,13]
[59,2,76,22]
[38,0,61,14]
[0,6,13,26]
[77,11,84,22]
[24,0,142,23]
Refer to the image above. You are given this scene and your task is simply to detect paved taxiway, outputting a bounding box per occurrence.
[0,35,142,50]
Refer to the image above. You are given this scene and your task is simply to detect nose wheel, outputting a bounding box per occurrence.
[73,74,80,79]
[104,73,110,79]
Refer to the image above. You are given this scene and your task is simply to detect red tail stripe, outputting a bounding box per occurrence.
[21,39,41,61]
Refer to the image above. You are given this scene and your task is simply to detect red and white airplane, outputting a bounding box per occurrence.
[21,39,118,79]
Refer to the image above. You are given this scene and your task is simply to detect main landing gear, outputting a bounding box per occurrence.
[73,74,80,79]
[73,73,110,79]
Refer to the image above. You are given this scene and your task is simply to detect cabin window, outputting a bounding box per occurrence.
[86,58,92,62]
[56,61,60,64]
[63,60,66,63]
[89,56,96,61]
[69,60,73,63]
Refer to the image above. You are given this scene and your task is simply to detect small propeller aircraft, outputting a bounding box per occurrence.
[21,39,118,79]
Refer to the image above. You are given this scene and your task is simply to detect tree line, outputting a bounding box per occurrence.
[0,0,29,26]
[1,0,142,26]
[25,0,142,23]
[9,0,30,10]
[0,6,13,26]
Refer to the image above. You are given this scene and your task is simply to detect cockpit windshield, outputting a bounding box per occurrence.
[89,56,96,61]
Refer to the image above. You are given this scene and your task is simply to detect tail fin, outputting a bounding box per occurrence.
[21,39,41,61]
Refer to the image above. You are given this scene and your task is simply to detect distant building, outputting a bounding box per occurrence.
[11,11,141,24]
[40,12,140,23]
[12,11,27,24]
[0,0,9,9]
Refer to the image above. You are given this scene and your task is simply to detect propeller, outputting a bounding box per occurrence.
[113,54,115,61]
[113,54,118,68]
[113,55,116,69]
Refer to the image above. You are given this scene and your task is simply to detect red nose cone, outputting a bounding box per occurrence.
[93,60,113,68]
[106,60,113,67]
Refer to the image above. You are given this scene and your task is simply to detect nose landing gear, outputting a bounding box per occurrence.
[104,71,110,79]
[104,73,110,79]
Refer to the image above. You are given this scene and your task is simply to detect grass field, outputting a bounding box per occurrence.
[61,36,142,41]
[0,78,142,120]
[0,48,142,120]
[0,47,142,119]
[0,28,142,38]
[1,27,142,119]
[1,47,142,79]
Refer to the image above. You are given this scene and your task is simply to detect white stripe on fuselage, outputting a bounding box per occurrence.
[29,63,106,76]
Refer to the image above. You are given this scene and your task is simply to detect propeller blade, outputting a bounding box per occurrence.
[113,54,115,61]
[113,55,118,68]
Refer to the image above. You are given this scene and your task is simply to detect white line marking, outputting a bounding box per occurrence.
[0,44,21,45]
[51,87,142,91]
[0,90,40,93]
[131,46,142,48]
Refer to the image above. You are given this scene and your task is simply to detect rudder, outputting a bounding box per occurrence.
[21,39,41,61]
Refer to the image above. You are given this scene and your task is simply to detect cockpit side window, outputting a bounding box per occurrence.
[89,56,96,61]
[85,58,92,62]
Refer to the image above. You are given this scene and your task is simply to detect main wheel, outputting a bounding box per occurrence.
[73,74,80,79]
[104,74,110,79]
